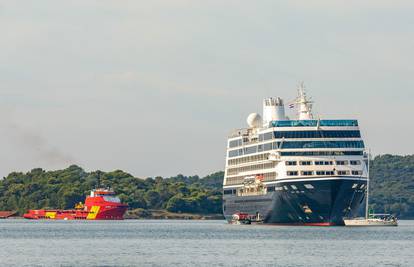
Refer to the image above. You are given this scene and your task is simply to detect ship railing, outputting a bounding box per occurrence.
[228,128,250,138]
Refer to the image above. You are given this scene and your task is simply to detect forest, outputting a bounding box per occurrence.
[0,154,413,218]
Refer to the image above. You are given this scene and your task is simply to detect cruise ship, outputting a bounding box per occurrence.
[223,84,368,226]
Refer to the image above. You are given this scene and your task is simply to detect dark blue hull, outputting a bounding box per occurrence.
[223,177,367,226]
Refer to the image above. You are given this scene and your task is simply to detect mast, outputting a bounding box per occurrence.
[365,151,371,219]
[295,82,314,120]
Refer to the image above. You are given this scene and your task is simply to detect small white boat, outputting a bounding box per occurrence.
[344,214,398,227]
[230,212,251,225]
[344,154,398,227]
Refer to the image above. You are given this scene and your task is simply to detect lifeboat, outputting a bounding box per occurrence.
[23,188,128,220]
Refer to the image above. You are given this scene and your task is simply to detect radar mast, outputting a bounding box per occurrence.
[295,82,314,120]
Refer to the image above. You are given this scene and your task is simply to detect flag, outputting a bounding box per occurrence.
[289,103,295,108]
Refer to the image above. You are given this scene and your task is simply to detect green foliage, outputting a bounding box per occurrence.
[370,154,414,218]
[0,166,224,215]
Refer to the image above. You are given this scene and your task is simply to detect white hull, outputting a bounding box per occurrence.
[344,218,398,227]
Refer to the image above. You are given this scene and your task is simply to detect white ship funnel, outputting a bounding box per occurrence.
[263,97,287,126]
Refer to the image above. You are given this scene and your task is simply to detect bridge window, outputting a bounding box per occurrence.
[274,130,361,139]
[272,120,358,127]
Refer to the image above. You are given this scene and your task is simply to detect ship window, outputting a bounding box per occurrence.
[315,161,333,165]
[264,132,273,140]
[223,190,233,195]
[350,160,361,165]
[360,184,365,189]
[352,183,358,189]
[300,161,312,166]
[281,151,364,156]
[264,143,273,151]
[228,150,239,157]
[276,187,284,191]
[244,146,257,155]
[325,171,334,175]
[258,145,263,152]
[274,130,361,139]
[287,171,298,176]
[352,170,362,175]
[304,184,314,189]
[267,186,275,192]
[272,120,358,127]
[229,139,241,148]
[285,161,297,166]
[301,171,313,176]
[278,141,365,149]
[103,196,121,203]
[337,171,349,175]
[336,161,348,165]
[290,185,298,190]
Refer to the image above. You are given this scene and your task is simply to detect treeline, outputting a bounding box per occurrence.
[0,166,223,215]
[1,154,413,218]
[369,154,414,218]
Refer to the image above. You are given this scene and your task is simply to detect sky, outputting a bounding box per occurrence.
[0,0,413,178]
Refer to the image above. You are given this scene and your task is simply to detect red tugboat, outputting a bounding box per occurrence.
[23,188,128,220]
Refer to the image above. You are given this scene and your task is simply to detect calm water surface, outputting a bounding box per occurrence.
[1,220,413,267]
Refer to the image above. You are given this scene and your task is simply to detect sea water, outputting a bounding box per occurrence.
[0,220,413,267]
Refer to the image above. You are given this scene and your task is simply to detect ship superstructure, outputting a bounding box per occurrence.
[223,84,368,225]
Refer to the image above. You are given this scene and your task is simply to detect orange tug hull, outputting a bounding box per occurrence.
[23,189,128,220]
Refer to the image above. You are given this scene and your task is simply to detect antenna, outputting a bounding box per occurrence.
[295,81,314,120]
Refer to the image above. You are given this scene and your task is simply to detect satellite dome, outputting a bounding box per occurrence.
[247,113,262,128]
